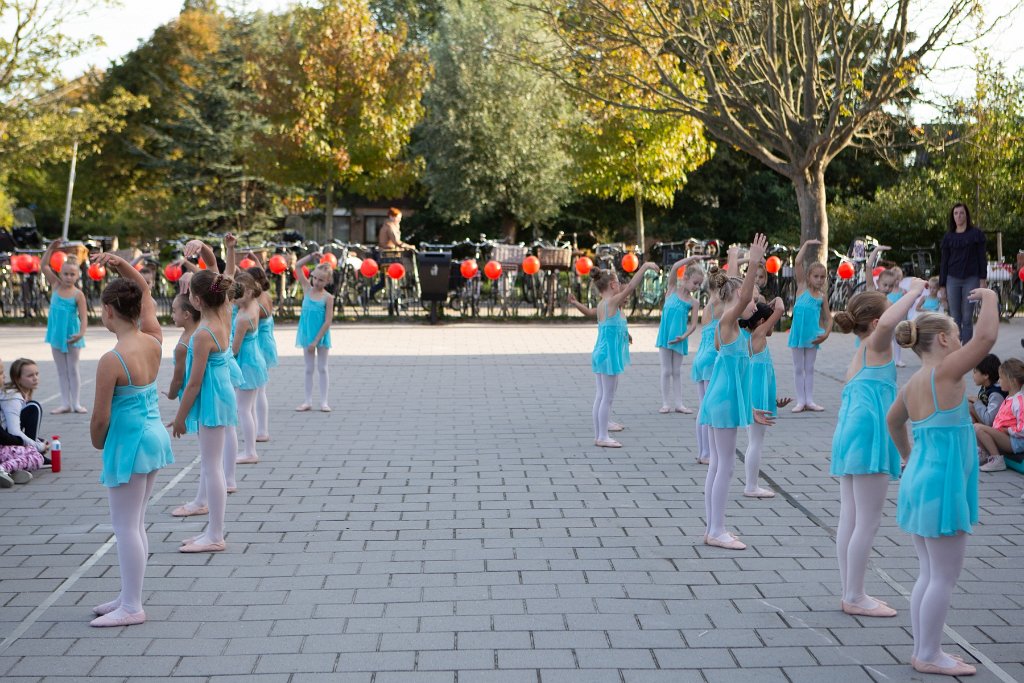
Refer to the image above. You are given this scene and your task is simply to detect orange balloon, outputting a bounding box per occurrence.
[872,266,885,278]
[319,253,338,269]
[49,251,67,272]
[522,255,540,275]
[765,255,782,274]
[164,263,183,282]
[87,263,106,281]
[268,254,288,275]
[483,260,502,280]
[294,265,310,279]
[387,262,406,280]
[460,259,478,279]
[622,252,639,273]
[575,256,593,276]
[239,257,257,270]
[198,258,208,270]
[837,261,855,279]
[676,265,686,279]
[360,258,379,278]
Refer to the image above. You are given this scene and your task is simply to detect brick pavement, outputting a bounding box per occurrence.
[0,320,1022,682]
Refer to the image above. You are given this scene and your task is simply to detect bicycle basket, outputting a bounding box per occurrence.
[491,243,527,266]
[538,247,571,270]
[661,248,688,267]
[378,249,405,265]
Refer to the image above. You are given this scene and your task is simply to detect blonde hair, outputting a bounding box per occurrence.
[707,267,742,302]
[999,359,1024,389]
[2,358,37,398]
[684,263,705,282]
[928,276,940,291]
[894,313,956,353]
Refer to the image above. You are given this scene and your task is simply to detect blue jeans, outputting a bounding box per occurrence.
[945,275,980,343]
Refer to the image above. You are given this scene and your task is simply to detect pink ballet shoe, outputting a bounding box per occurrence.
[806,403,825,412]
[171,504,208,518]
[320,404,332,412]
[790,404,806,413]
[90,609,145,627]
[743,487,776,498]
[675,406,695,414]
[658,406,672,414]
[256,434,271,442]
[911,657,976,676]
[696,456,710,465]
[179,540,226,553]
[295,403,312,412]
[607,422,625,432]
[226,486,237,494]
[235,455,259,465]
[704,534,746,550]
[595,439,622,448]
[50,406,72,415]
[73,406,88,414]
[841,600,897,617]
[92,599,120,616]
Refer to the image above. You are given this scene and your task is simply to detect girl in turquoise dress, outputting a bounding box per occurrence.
[887,289,998,677]
[88,253,173,627]
[915,276,944,314]
[830,276,925,620]
[691,279,725,464]
[294,253,335,412]
[172,240,238,554]
[588,261,660,448]
[228,272,269,473]
[41,240,88,414]
[877,268,908,367]
[698,233,769,551]
[743,297,790,499]
[655,257,708,414]
[786,239,832,412]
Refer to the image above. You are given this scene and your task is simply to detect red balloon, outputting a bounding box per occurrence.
[522,255,540,276]
[387,262,406,280]
[24,255,41,274]
[360,258,379,278]
[460,259,478,279]
[677,265,687,279]
[765,255,782,274]
[268,254,288,275]
[1018,266,1024,283]
[294,265,310,279]
[197,258,208,270]
[87,263,106,281]
[10,254,26,274]
[483,260,502,280]
[575,256,593,276]
[134,261,144,271]
[239,257,257,270]
[837,261,855,279]
[164,263,183,282]
[319,253,338,269]
[622,252,639,273]
[49,251,67,272]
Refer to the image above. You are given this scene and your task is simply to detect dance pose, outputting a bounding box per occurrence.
[698,233,768,550]
[972,358,1024,473]
[0,358,46,487]
[227,271,269,470]
[787,239,831,412]
[655,257,707,414]
[691,271,725,464]
[887,287,998,677]
[877,268,908,367]
[744,297,790,498]
[831,277,925,618]
[171,241,241,553]
[42,240,88,414]
[295,256,334,412]
[248,263,277,441]
[589,262,660,448]
[89,253,174,627]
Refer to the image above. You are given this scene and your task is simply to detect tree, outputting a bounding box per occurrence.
[245,0,429,236]
[415,0,574,239]
[525,0,985,260]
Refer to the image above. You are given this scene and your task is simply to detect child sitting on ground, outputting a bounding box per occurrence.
[968,354,1004,426]
[973,358,1024,472]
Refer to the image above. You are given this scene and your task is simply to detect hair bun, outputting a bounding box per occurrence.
[895,320,917,348]
[833,311,855,334]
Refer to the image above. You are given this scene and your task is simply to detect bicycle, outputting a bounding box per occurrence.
[536,232,573,317]
[488,240,527,317]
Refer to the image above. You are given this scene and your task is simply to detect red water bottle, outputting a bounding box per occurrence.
[51,436,61,473]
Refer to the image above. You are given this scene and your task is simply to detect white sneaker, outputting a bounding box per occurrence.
[11,470,33,484]
[980,455,1006,472]
[0,471,13,488]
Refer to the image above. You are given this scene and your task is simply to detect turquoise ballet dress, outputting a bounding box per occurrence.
[787,291,824,349]
[691,309,719,382]
[100,350,174,487]
[920,297,940,312]
[655,293,692,355]
[296,294,331,349]
[229,305,238,347]
[887,291,903,304]
[591,302,630,376]
[830,346,900,478]
[698,328,752,428]
[235,316,269,391]
[258,303,279,369]
[184,326,243,433]
[45,291,85,353]
[749,344,777,417]
[897,370,978,537]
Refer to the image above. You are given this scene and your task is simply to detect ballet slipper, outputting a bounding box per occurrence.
[675,406,694,414]
[696,456,710,465]
[226,486,237,494]
[895,361,907,368]
[256,435,271,442]
[295,403,312,412]
[911,658,976,676]
[743,487,776,498]
[658,406,672,414]
[841,600,897,617]
[790,404,805,413]
[179,540,226,553]
[171,503,208,518]
[50,406,72,415]
[607,422,625,432]
[595,439,622,448]
[320,404,332,412]
[73,406,88,414]
[180,535,201,546]
[806,403,825,412]
[704,534,746,550]
[90,609,145,628]
[235,455,259,465]
[92,598,121,616]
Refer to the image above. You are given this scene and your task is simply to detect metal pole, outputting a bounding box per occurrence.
[61,139,79,242]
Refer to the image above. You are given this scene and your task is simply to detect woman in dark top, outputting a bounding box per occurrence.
[939,203,988,343]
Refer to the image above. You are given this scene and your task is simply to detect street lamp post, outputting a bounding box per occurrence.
[60,107,84,242]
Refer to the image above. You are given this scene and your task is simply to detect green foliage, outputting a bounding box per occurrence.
[370,0,442,42]
[415,0,574,237]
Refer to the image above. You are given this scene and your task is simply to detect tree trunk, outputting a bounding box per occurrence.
[501,215,516,241]
[792,163,828,263]
[324,182,335,243]
[634,193,646,258]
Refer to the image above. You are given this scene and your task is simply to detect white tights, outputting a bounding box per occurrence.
[592,374,619,442]
[892,338,902,366]
[235,389,257,459]
[836,474,890,607]
[196,426,226,544]
[256,384,270,439]
[51,346,82,410]
[106,472,157,615]
[658,348,684,410]
[220,426,239,490]
[791,348,818,406]
[695,381,710,460]
[304,347,330,406]
[911,533,969,666]
[744,423,767,493]
[705,427,737,539]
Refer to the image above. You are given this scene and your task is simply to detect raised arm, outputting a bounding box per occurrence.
[567,292,596,318]
[936,287,999,382]
[869,278,926,353]
[183,240,220,275]
[295,253,315,290]
[667,255,710,289]
[610,261,660,308]
[752,297,786,342]
[864,246,889,292]
[721,234,767,327]
[224,233,237,277]
[794,239,821,287]
[91,253,162,342]
[41,239,63,287]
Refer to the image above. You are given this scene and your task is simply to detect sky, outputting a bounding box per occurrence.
[58,0,1024,123]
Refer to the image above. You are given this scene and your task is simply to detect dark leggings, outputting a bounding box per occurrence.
[20,401,42,441]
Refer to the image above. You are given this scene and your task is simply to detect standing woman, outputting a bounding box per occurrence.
[89,254,174,626]
[939,203,988,343]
